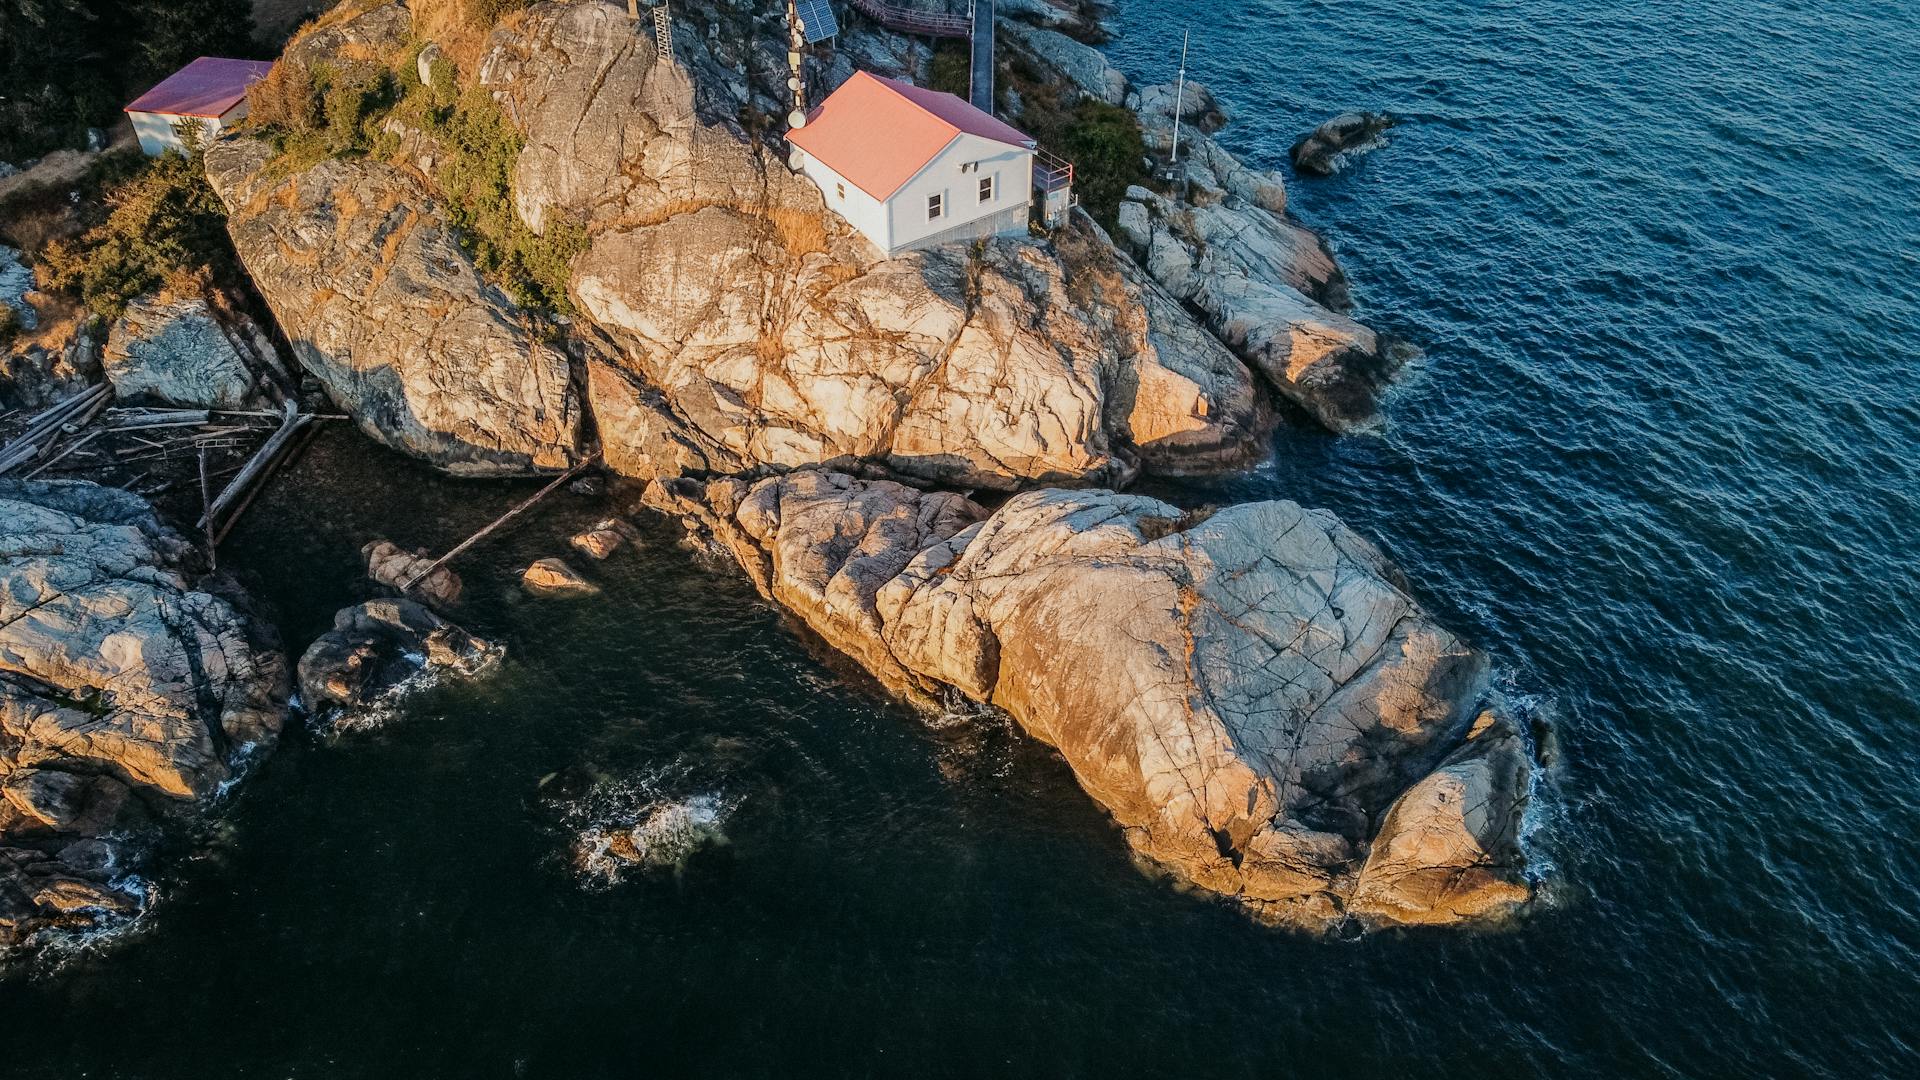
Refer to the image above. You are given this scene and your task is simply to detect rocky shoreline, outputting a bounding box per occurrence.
[0,0,1538,960]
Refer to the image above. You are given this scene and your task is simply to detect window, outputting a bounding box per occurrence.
[978,175,995,203]
[927,192,945,221]
[835,182,845,200]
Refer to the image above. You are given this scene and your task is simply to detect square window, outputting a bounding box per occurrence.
[979,175,995,203]
[928,193,945,220]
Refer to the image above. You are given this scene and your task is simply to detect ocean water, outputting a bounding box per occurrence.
[6,0,1919,1076]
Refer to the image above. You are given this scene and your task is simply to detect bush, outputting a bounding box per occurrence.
[248,59,322,135]
[466,0,530,28]
[0,306,21,347]
[430,86,585,313]
[1058,102,1148,231]
[929,42,970,97]
[36,150,235,318]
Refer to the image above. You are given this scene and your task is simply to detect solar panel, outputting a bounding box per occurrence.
[795,0,839,43]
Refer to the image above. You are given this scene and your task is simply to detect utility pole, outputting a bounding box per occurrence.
[1169,28,1190,166]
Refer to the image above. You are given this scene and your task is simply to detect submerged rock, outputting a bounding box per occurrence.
[0,480,288,959]
[363,539,461,608]
[296,598,499,725]
[649,469,1533,930]
[1291,112,1397,177]
[568,518,639,561]
[522,557,598,597]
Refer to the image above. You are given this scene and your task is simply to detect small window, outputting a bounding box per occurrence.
[928,192,945,221]
[835,182,846,200]
[978,175,995,203]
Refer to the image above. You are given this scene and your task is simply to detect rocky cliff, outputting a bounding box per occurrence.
[0,481,288,958]
[647,469,1532,928]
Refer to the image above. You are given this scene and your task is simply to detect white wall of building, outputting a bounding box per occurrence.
[130,101,248,157]
[887,134,1033,253]
[798,133,1034,256]
[796,149,893,252]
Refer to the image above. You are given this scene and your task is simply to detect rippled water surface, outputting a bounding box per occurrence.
[8,1,1919,1076]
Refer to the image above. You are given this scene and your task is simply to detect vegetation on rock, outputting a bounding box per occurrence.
[1004,56,1149,230]
[35,144,238,319]
[248,35,585,315]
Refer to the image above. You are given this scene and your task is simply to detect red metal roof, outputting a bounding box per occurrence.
[787,71,1034,201]
[126,57,276,119]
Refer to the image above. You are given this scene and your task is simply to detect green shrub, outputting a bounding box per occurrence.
[929,42,970,97]
[466,0,530,28]
[431,85,585,313]
[1058,102,1148,231]
[36,149,235,318]
[0,306,21,347]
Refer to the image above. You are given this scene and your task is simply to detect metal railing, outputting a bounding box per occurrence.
[1032,147,1074,193]
[845,0,972,39]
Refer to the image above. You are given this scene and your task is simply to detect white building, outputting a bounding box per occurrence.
[125,57,276,157]
[787,71,1038,256]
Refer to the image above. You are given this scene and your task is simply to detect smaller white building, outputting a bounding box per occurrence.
[125,57,276,157]
[787,71,1038,256]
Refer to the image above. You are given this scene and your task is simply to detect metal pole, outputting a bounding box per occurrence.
[1169,28,1189,165]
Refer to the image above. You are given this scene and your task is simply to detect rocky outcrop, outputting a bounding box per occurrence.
[203,138,583,476]
[482,1,1268,489]
[1292,112,1397,177]
[102,294,262,409]
[999,19,1128,105]
[1350,710,1533,924]
[648,470,1533,929]
[1115,184,1410,432]
[1,246,34,333]
[296,598,499,724]
[0,480,288,958]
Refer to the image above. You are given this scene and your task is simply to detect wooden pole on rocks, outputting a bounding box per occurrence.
[399,451,603,594]
[199,399,310,536]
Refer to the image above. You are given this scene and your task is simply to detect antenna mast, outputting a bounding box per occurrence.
[785,0,807,135]
[1169,28,1189,165]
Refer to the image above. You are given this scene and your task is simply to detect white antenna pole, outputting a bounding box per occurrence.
[1169,28,1189,166]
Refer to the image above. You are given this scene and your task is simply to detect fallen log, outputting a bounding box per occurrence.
[199,400,310,533]
[400,452,603,594]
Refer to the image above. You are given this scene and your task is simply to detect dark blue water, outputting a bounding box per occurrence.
[6,1,1918,1075]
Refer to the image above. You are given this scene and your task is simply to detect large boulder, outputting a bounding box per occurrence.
[296,598,499,724]
[204,139,583,476]
[0,480,288,958]
[102,294,261,409]
[649,470,1533,929]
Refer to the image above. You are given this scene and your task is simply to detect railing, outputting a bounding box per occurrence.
[845,0,973,39]
[1032,148,1074,192]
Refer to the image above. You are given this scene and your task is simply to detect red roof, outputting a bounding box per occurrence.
[126,57,276,119]
[787,72,1034,201]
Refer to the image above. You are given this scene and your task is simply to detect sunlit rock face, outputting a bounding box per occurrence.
[648,470,1533,930]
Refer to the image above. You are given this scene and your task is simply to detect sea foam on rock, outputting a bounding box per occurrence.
[647,469,1535,930]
